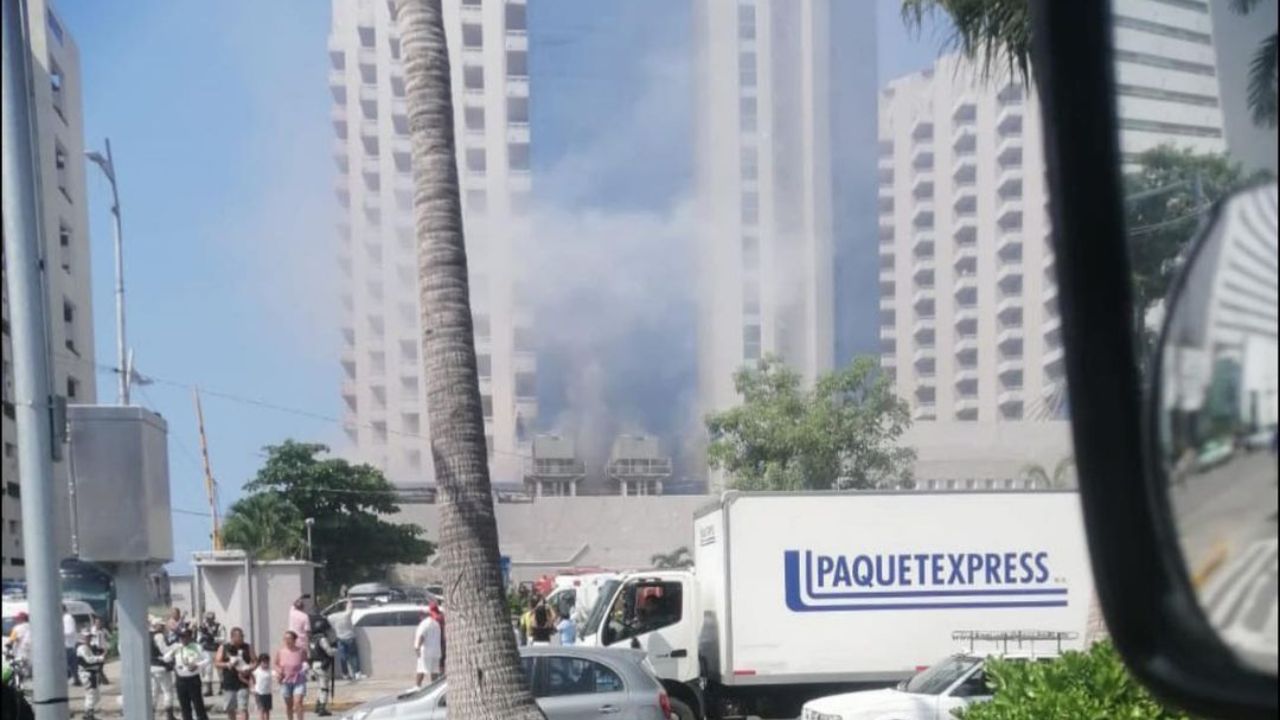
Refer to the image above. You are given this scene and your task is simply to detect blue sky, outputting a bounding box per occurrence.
[56,0,944,572]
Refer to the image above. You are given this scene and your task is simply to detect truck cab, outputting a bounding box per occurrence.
[579,571,703,713]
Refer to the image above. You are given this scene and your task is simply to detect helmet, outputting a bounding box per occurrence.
[309,615,331,636]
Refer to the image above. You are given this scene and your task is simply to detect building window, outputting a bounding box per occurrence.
[741,191,759,226]
[473,313,491,339]
[3,442,15,459]
[402,413,421,435]
[58,222,72,272]
[359,63,377,85]
[739,97,757,133]
[742,234,759,269]
[740,145,758,181]
[46,8,64,44]
[5,482,18,499]
[514,325,535,351]
[55,142,70,200]
[505,2,526,32]
[481,394,494,418]
[743,324,762,360]
[462,23,482,49]
[477,354,492,378]
[66,376,79,400]
[464,65,485,92]
[466,189,488,214]
[400,340,418,362]
[743,279,760,315]
[466,148,487,174]
[515,372,536,399]
[738,51,756,87]
[49,57,65,121]
[389,37,401,60]
[507,96,529,125]
[391,75,406,98]
[738,2,755,40]
[508,142,530,171]
[358,25,375,48]
[394,150,412,174]
[465,106,485,133]
[507,50,528,78]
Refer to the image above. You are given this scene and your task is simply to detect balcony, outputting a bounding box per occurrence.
[998,387,1024,408]
[955,397,980,417]
[997,200,1023,231]
[881,353,898,370]
[996,234,1022,263]
[998,167,1023,197]
[879,195,895,218]
[506,123,531,144]
[913,404,937,421]
[911,144,935,172]
[505,32,529,52]
[879,183,895,200]
[912,315,935,339]
[996,265,1022,290]
[997,104,1024,136]
[912,286,936,310]
[912,256,936,279]
[953,274,978,295]
[911,233,935,257]
[953,215,977,246]
[879,325,897,341]
[953,156,977,185]
[912,202,935,229]
[1042,345,1065,372]
[879,265,895,283]
[955,335,979,356]
[507,76,530,97]
[952,125,977,155]
[878,153,894,171]
[880,294,897,311]
[1043,282,1059,304]
[911,174,934,199]
[997,356,1022,378]
[996,292,1023,320]
[952,96,977,124]
[912,345,936,366]
[1043,313,1062,336]
[954,304,979,325]
[997,137,1023,168]
[997,325,1024,348]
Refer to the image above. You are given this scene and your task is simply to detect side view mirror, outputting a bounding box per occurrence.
[1148,180,1278,677]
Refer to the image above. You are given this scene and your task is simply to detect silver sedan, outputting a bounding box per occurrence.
[340,646,673,720]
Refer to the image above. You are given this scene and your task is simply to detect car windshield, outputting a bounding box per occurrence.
[580,580,620,638]
[903,656,981,696]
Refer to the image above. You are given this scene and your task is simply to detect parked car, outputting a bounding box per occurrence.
[339,646,672,720]
[800,648,1060,720]
[350,603,433,629]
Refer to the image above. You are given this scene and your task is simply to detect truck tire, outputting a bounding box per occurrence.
[668,697,698,720]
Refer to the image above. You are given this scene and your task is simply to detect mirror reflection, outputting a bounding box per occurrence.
[1156,181,1278,675]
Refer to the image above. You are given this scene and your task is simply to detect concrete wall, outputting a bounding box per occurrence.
[195,560,314,656]
[392,495,712,584]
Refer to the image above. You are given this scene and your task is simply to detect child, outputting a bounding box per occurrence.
[252,654,273,720]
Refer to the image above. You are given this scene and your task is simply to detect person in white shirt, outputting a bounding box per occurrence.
[412,611,442,686]
[75,630,107,720]
[173,628,211,720]
[8,612,32,664]
[326,600,363,681]
[62,605,80,687]
[251,653,273,720]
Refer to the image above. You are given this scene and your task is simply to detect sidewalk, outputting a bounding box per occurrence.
[54,660,418,717]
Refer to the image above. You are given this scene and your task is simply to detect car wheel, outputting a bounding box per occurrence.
[668,697,698,720]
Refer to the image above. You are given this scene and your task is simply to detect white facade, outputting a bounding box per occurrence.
[695,0,838,417]
[878,55,1056,425]
[1,0,98,580]
[1111,0,1228,160]
[329,0,534,487]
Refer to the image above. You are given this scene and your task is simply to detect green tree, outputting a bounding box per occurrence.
[1019,456,1076,489]
[221,492,306,561]
[234,440,433,595]
[651,547,692,569]
[707,356,916,491]
[957,641,1188,719]
[395,1,545,718]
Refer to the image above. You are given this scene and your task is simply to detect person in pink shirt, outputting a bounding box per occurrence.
[273,631,308,720]
[287,598,310,649]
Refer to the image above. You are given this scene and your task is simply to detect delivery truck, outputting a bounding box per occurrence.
[578,491,1095,719]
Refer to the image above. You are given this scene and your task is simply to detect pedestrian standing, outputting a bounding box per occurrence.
[167,607,187,644]
[251,654,273,720]
[152,618,179,720]
[274,631,308,720]
[427,601,445,671]
[287,599,310,650]
[75,630,107,720]
[89,615,112,685]
[326,600,362,681]
[307,618,336,717]
[8,612,32,685]
[555,611,576,646]
[198,612,226,697]
[412,610,442,686]
[61,605,80,686]
[528,602,555,646]
[518,597,538,646]
[214,627,254,720]
[173,628,211,720]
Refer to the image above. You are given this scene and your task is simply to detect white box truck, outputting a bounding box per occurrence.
[578,491,1094,719]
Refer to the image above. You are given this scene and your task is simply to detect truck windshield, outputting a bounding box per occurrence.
[580,579,620,638]
[903,656,981,695]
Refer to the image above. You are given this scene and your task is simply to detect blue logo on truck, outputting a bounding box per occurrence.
[783,550,1068,612]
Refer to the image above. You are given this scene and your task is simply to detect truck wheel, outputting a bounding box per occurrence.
[668,697,698,720]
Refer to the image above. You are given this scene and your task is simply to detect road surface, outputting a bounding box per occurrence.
[1170,450,1278,673]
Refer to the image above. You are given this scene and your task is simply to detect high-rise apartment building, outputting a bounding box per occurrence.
[330,0,535,487]
[2,0,98,579]
[696,1,860,482]
[1112,0,1228,160]
[877,0,1228,485]
[877,55,1054,424]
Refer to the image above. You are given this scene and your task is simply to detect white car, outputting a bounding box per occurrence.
[801,651,1053,720]
[349,603,434,629]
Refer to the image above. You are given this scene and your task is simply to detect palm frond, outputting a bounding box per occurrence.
[1248,33,1278,128]
[901,0,1032,86]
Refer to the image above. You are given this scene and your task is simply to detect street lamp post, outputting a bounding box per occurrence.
[85,139,128,405]
[305,517,315,562]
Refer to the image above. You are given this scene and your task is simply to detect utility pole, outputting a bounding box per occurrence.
[2,0,70,718]
[193,388,222,550]
[85,139,127,404]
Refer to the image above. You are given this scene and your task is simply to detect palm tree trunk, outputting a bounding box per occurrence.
[394,1,544,717]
